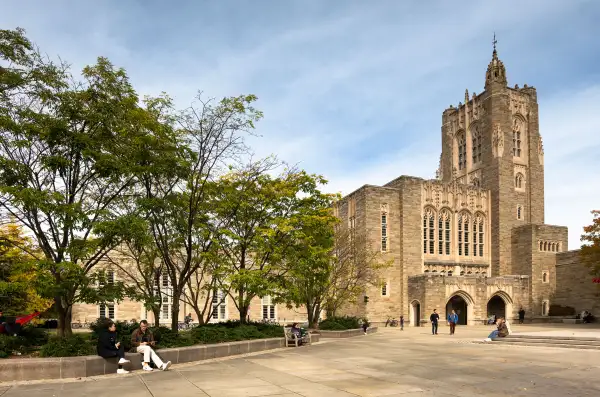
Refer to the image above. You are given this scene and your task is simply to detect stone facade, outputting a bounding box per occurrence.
[553,250,600,315]
[336,46,570,326]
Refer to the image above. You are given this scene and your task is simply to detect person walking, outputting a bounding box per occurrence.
[399,315,404,331]
[430,309,439,335]
[447,310,458,335]
[518,307,525,324]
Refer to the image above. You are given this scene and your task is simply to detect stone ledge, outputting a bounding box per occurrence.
[562,318,582,324]
[316,327,378,338]
[0,334,326,383]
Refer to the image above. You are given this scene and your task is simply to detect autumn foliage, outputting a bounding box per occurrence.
[580,210,600,276]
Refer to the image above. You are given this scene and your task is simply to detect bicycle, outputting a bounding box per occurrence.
[385,317,399,327]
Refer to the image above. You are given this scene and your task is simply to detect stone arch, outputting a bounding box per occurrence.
[409,300,421,327]
[446,290,475,325]
[487,291,514,321]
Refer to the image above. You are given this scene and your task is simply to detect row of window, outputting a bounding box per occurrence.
[539,241,561,252]
[98,294,276,322]
[423,210,485,257]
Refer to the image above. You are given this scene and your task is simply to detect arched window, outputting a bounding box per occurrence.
[513,119,522,157]
[543,242,547,251]
[539,241,543,251]
[381,212,388,252]
[473,215,485,257]
[423,209,435,254]
[472,125,482,164]
[515,173,524,189]
[458,213,470,256]
[457,132,466,170]
[542,272,548,283]
[438,210,451,255]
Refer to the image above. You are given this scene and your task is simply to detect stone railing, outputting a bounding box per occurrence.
[0,329,387,382]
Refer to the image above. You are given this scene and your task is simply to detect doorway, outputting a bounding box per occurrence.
[487,295,506,319]
[410,301,421,326]
[446,295,468,325]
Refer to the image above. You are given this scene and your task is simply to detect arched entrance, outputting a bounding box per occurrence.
[487,295,506,319]
[410,300,421,327]
[446,295,468,325]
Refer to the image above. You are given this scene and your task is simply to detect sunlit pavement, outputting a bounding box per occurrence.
[2,323,600,396]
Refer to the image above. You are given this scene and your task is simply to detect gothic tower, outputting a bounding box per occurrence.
[439,40,545,276]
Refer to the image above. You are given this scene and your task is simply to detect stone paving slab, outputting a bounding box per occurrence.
[1,324,600,396]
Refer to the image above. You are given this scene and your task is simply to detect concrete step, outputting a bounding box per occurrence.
[490,340,600,350]
[504,334,600,342]
[493,337,600,347]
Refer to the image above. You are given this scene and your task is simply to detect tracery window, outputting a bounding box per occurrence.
[515,173,524,189]
[513,119,522,157]
[472,125,482,164]
[438,210,451,255]
[457,132,466,170]
[458,213,471,256]
[423,209,435,254]
[473,215,485,257]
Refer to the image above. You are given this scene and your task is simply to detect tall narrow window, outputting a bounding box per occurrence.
[98,270,115,287]
[458,213,470,256]
[512,120,522,157]
[472,125,482,164]
[381,281,388,296]
[423,210,435,254]
[162,274,169,288]
[261,296,275,320]
[438,210,451,255]
[381,212,388,252]
[212,290,227,320]
[517,205,523,220]
[458,133,466,170]
[473,216,484,257]
[348,198,356,249]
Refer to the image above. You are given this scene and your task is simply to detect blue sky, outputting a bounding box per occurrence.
[2,0,599,249]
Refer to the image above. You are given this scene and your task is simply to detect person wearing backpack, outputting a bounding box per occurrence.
[447,310,459,335]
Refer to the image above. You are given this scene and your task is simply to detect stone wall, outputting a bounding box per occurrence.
[554,250,600,315]
[407,274,530,325]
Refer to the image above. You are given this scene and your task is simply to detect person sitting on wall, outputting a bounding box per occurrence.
[97,320,131,374]
[290,323,308,345]
[130,320,172,371]
[484,318,509,342]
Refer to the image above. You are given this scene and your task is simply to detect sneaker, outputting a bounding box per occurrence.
[161,361,172,371]
[117,368,130,374]
[118,358,130,364]
[143,364,153,371]
[484,338,492,342]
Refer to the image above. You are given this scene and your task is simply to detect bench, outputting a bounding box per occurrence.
[283,326,311,347]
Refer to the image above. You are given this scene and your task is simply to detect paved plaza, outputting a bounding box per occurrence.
[1,324,600,396]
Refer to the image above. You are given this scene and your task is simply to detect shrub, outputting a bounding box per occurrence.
[319,316,361,330]
[39,335,95,357]
[19,326,49,347]
[0,334,31,358]
[151,326,194,348]
[191,323,281,345]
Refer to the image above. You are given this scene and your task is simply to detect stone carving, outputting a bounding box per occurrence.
[510,91,527,115]
[380,203,389,213]
[436,154,443,180]
[492,124,504,157]
[422,180,489,214]
[433,185,442,208]
[538,136,544,165]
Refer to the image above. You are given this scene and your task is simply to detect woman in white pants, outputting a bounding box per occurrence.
[131,320,171,371]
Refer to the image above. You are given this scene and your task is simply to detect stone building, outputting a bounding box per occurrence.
[335,45,570,326]
[71,255,307,326]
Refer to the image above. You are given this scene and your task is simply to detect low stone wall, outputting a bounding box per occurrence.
[316,327,378,338]
[1,333,329,382]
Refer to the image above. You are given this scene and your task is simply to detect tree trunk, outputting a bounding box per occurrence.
[55,297,73,338]
[306,302,315,328]
[193,306,205,326]
[170,296,180,333]
[238,289,248,324]
[152,307,161,327]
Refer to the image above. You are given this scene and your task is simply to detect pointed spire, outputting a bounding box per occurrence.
[485,32,507,89]
[465,89,469,103]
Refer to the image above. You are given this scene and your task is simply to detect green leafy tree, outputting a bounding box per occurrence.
[0,28,176,336]
[140,93,262,332]
[282,211,390,327]
[212,161,337,323]
[581,209,600,277]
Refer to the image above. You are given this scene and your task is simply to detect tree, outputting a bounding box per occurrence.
[283,212,390,327]
[181,261,229,326]
[141,93,262,332]
[0,28,176,336]
[212,161,337,323]
[581,209,600,276]
[104,221,165,327]
[0,221,53,314]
